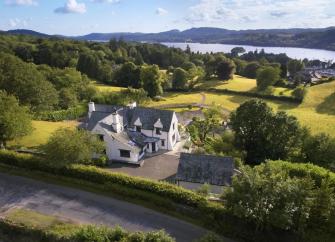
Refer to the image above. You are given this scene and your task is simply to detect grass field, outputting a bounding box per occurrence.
[197,75,294,97]
[8,120,78,149]
[91,81,126,93]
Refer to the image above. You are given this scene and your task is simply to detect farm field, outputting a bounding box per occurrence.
[8,120,78,149]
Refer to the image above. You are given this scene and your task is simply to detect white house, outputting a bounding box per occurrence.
[84,102,180,165]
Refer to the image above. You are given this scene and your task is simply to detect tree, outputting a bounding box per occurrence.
[0,91,32,148]
[0,53,59,111]
[42,128,104,166]
[140,65,163,98]
[300,133,335,170]
[230,47,246,57]
[224,162,315,233]
[113,62,141,88]
[243,62,260,78]
[288,59,304,77]
[172,67,189,90]
[216,59,236,80]
[256,66,281,91]
[230,100,302,164]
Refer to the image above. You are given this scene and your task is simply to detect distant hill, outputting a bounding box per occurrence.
[2,27,335,51]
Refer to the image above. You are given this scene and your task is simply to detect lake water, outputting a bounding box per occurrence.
[162,42,335,61]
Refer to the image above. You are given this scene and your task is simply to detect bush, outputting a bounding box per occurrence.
[34,104,87,121]
[292,85,306,101]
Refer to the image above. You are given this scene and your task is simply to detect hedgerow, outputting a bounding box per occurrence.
[33,105,87,121]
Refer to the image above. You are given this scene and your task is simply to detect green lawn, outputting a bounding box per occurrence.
[91,81,126,93]
[8,120,78,149]
[197,75,294,97]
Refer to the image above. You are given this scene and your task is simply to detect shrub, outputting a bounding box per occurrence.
[292,85,306,101]
[34,104,87,121]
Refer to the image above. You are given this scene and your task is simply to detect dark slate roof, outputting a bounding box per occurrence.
[93,104,174,132]
[127,131,160,147]
[176,153,235,186]
[86,112,111,131]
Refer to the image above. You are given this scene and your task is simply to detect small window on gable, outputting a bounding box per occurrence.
[156,128,161,135]
[136,126,141,132]
[98,134,104,141]
[120,149,131,158]
[161,140,165,146]
[173,123,175,130]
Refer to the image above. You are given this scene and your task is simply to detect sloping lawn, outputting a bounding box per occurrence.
[91,81,126,93]
[8,120,78,149]
[197,75,294,97]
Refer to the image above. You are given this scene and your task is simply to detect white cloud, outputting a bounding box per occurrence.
[156,7,168,16]
[54,0,86,14]
[184,0,335,28]
[9,18,29,28]
[5,0,37,6]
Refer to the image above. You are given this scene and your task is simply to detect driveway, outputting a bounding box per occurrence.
[108,154,180,181]
[0,173,210,242]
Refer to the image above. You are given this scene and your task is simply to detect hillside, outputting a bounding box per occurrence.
[2,27,335,51]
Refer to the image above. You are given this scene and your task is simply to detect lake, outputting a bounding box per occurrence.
[162,42,335,61]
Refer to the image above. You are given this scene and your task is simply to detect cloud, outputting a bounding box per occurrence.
[184,0,335,28]
[156,7,168,16]
[54,0,86,14]
[5,0,37,6]
[9,18,29,27]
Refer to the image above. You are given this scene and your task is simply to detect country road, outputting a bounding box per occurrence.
[0,173,212,242]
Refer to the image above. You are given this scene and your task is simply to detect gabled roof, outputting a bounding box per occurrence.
[92,104,175,132]
[176,153,235,186]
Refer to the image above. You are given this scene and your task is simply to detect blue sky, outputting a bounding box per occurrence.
[1,0,335,35]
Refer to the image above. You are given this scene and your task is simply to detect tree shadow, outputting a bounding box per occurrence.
[316,92,335,115]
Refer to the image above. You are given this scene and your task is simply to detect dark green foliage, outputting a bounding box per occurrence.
[33,104,87,121]
[300,133,335,171]
[243,62,260,78]
[0,53,59,111]
[292,85,306,101]
[42,128,104,166]
[216,59,236,80]
[256,66,281,91]
[172,67,189,90]
[0,91,32,148]
[231,100,302,164]
[140,65,163,98]
[113,62,141,88]
[288,59,304,77]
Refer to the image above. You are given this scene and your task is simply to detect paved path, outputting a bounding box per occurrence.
[0,173,209,242]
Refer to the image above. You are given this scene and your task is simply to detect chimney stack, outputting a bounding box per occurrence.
[88,101,95,118]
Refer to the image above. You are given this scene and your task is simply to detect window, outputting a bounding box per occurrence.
[173,123,175,130]
[102,149,106,154]
[172,134,176,142]
[161,140,165,146]
[136,126,141,132]
[147,144,150,149]
[98,134,104,141]
[120,149,131,158]
[156,128,161,135]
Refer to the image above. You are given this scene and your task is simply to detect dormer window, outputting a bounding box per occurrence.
[156,128,161,135]
[136,126,141,132]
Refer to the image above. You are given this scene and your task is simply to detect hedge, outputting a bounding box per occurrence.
[1,150,323,242]
[0,216,174,242]
[33,105,87,121]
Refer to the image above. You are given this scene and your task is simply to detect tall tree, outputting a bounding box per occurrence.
[140,65,163,98]
[0,91,32,148]
[231,100,302,164]
[216,59,236,80]
[256,66,281,91]
[172,67,189,90]
[288,59,304,77]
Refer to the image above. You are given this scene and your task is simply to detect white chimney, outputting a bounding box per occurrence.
[127,102,137,109]
[112,112,121,133]
[88,101,95,118]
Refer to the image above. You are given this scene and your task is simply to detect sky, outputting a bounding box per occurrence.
[0,0,335,35]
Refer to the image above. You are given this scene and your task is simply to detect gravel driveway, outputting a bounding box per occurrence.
[0,172,210,242]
